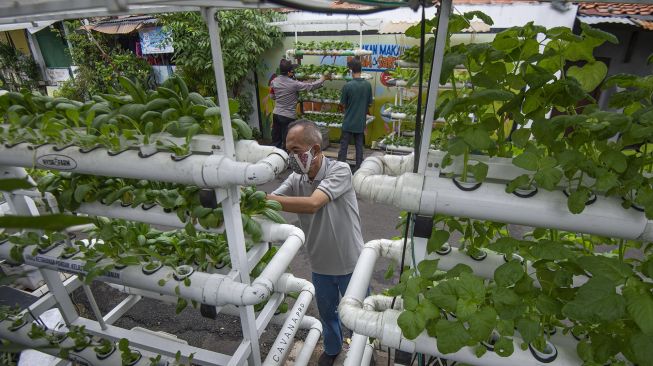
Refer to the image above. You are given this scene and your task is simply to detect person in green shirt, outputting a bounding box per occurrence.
[338,57,373,171]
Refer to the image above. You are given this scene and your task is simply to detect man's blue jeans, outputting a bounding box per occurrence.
[312,272,353,356]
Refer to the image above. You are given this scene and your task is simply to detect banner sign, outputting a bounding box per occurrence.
[139,27,173,54]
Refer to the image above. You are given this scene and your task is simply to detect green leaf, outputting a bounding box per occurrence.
[456,298,478,320]
[581,22,618,45]
[384,263,395,280]
[427,230,450,254]
[456,272,485,303]
[576,255,632,283]
[435,319,472,354]
[497,319,515,336]
[494,337,515,357]
[74,184,93,203]
[512,152,538,171]
[594,172,619,192]
[562,276,626,322]
[397,310,426,340]
[511,128,531,147]
[0,178,34,191]
[0,215,94,230]
[600,148,627,173]
[416,299,440,321]
[427,281,457,312]
[516,318,540,344]
[469,162,489,182]
[566,61,608,92]
[494,261,524,287]
[461,127,494,150]
[417,259,440,279]
[467,307,497,342]
[567,187,591,214]
[534,167,562,190]
[630,331,653,365]
[490,237,521,254]
[623,278,653,335]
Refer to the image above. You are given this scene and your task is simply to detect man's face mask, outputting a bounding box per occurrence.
[289,146,316,175]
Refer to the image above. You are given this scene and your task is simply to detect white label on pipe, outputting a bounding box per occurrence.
[36,154,78,170]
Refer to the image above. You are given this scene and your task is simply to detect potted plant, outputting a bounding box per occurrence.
[94,338,116,360]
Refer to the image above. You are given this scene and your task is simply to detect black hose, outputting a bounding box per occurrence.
[264,0,402,14]
[412,1,427,172]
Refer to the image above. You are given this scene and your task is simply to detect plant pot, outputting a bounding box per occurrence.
[469,249,487,261]
[138,144,158,158]
[107,148,129,156]
[171,153,192,162]
[47,331,68,345]
[563,188,597,206]
[173,265,194,281]
[511,184,538,198]
[529,340,558,363]
[95,343,116,360]
[73,336,92,352]
[27,142,49,150]
[141,203,156,211]
[481,331,500,351]
[453,176,482,192]
[435,242,452,255]
[5,141,27,148]
[79,144,102,153]
[53,143,75,152]
[503,253,524,264]
[124,350,142,366]
[571,328,587,341]
[8,315,28,331]
[37,241,62,254]
[60,246,81,260]
[142,261,162,275]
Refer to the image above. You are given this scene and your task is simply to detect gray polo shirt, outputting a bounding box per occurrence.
[271,75,324,119]
[272,157,364,275]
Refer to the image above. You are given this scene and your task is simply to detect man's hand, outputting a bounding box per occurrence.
[267,190,330,214]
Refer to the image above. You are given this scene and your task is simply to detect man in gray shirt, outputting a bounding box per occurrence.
[267,120,364,366]
[270,59,326,149]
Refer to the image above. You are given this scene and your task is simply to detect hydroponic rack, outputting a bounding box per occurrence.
[337,0,653,365]
[0,2,332,365]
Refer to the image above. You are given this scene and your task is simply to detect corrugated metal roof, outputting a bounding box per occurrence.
[577,15,635,24]
[632,18,653,29]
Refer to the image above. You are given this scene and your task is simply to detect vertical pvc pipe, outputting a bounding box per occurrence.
[203,8,261,365]
[82,284,107,330]
[345,333,369,366]
[417,0,452,174]
[361,340,374,366]
[204,7,235,159]
[293,326,322,366]
[262,290,313,366]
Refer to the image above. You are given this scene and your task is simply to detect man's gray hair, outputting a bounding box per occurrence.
[288,119,322,146]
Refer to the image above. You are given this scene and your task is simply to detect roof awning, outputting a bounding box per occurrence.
[378,19,491,34]
[578,14,653,29]
[80,16,158,34]
[0,20,57,34]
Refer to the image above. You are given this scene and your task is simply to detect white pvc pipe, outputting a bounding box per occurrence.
[0,141,286,188]
[361,339,374,366]
[346,333,370,366]
[339,240,582,366]
[0,318,163,366]
[354,154,653,241]
[263,282,314,365]
[0,223,305,307]
[77,201,224,233]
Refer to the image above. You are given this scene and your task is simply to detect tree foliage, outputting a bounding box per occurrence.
[0,42,40,91]
[56,20,152,101]
[160,10,283,120]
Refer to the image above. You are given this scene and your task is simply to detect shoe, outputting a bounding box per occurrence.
[318,352,339,366]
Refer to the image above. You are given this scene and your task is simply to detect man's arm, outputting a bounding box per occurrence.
[267,190,330,214]
[292,76,326,92]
